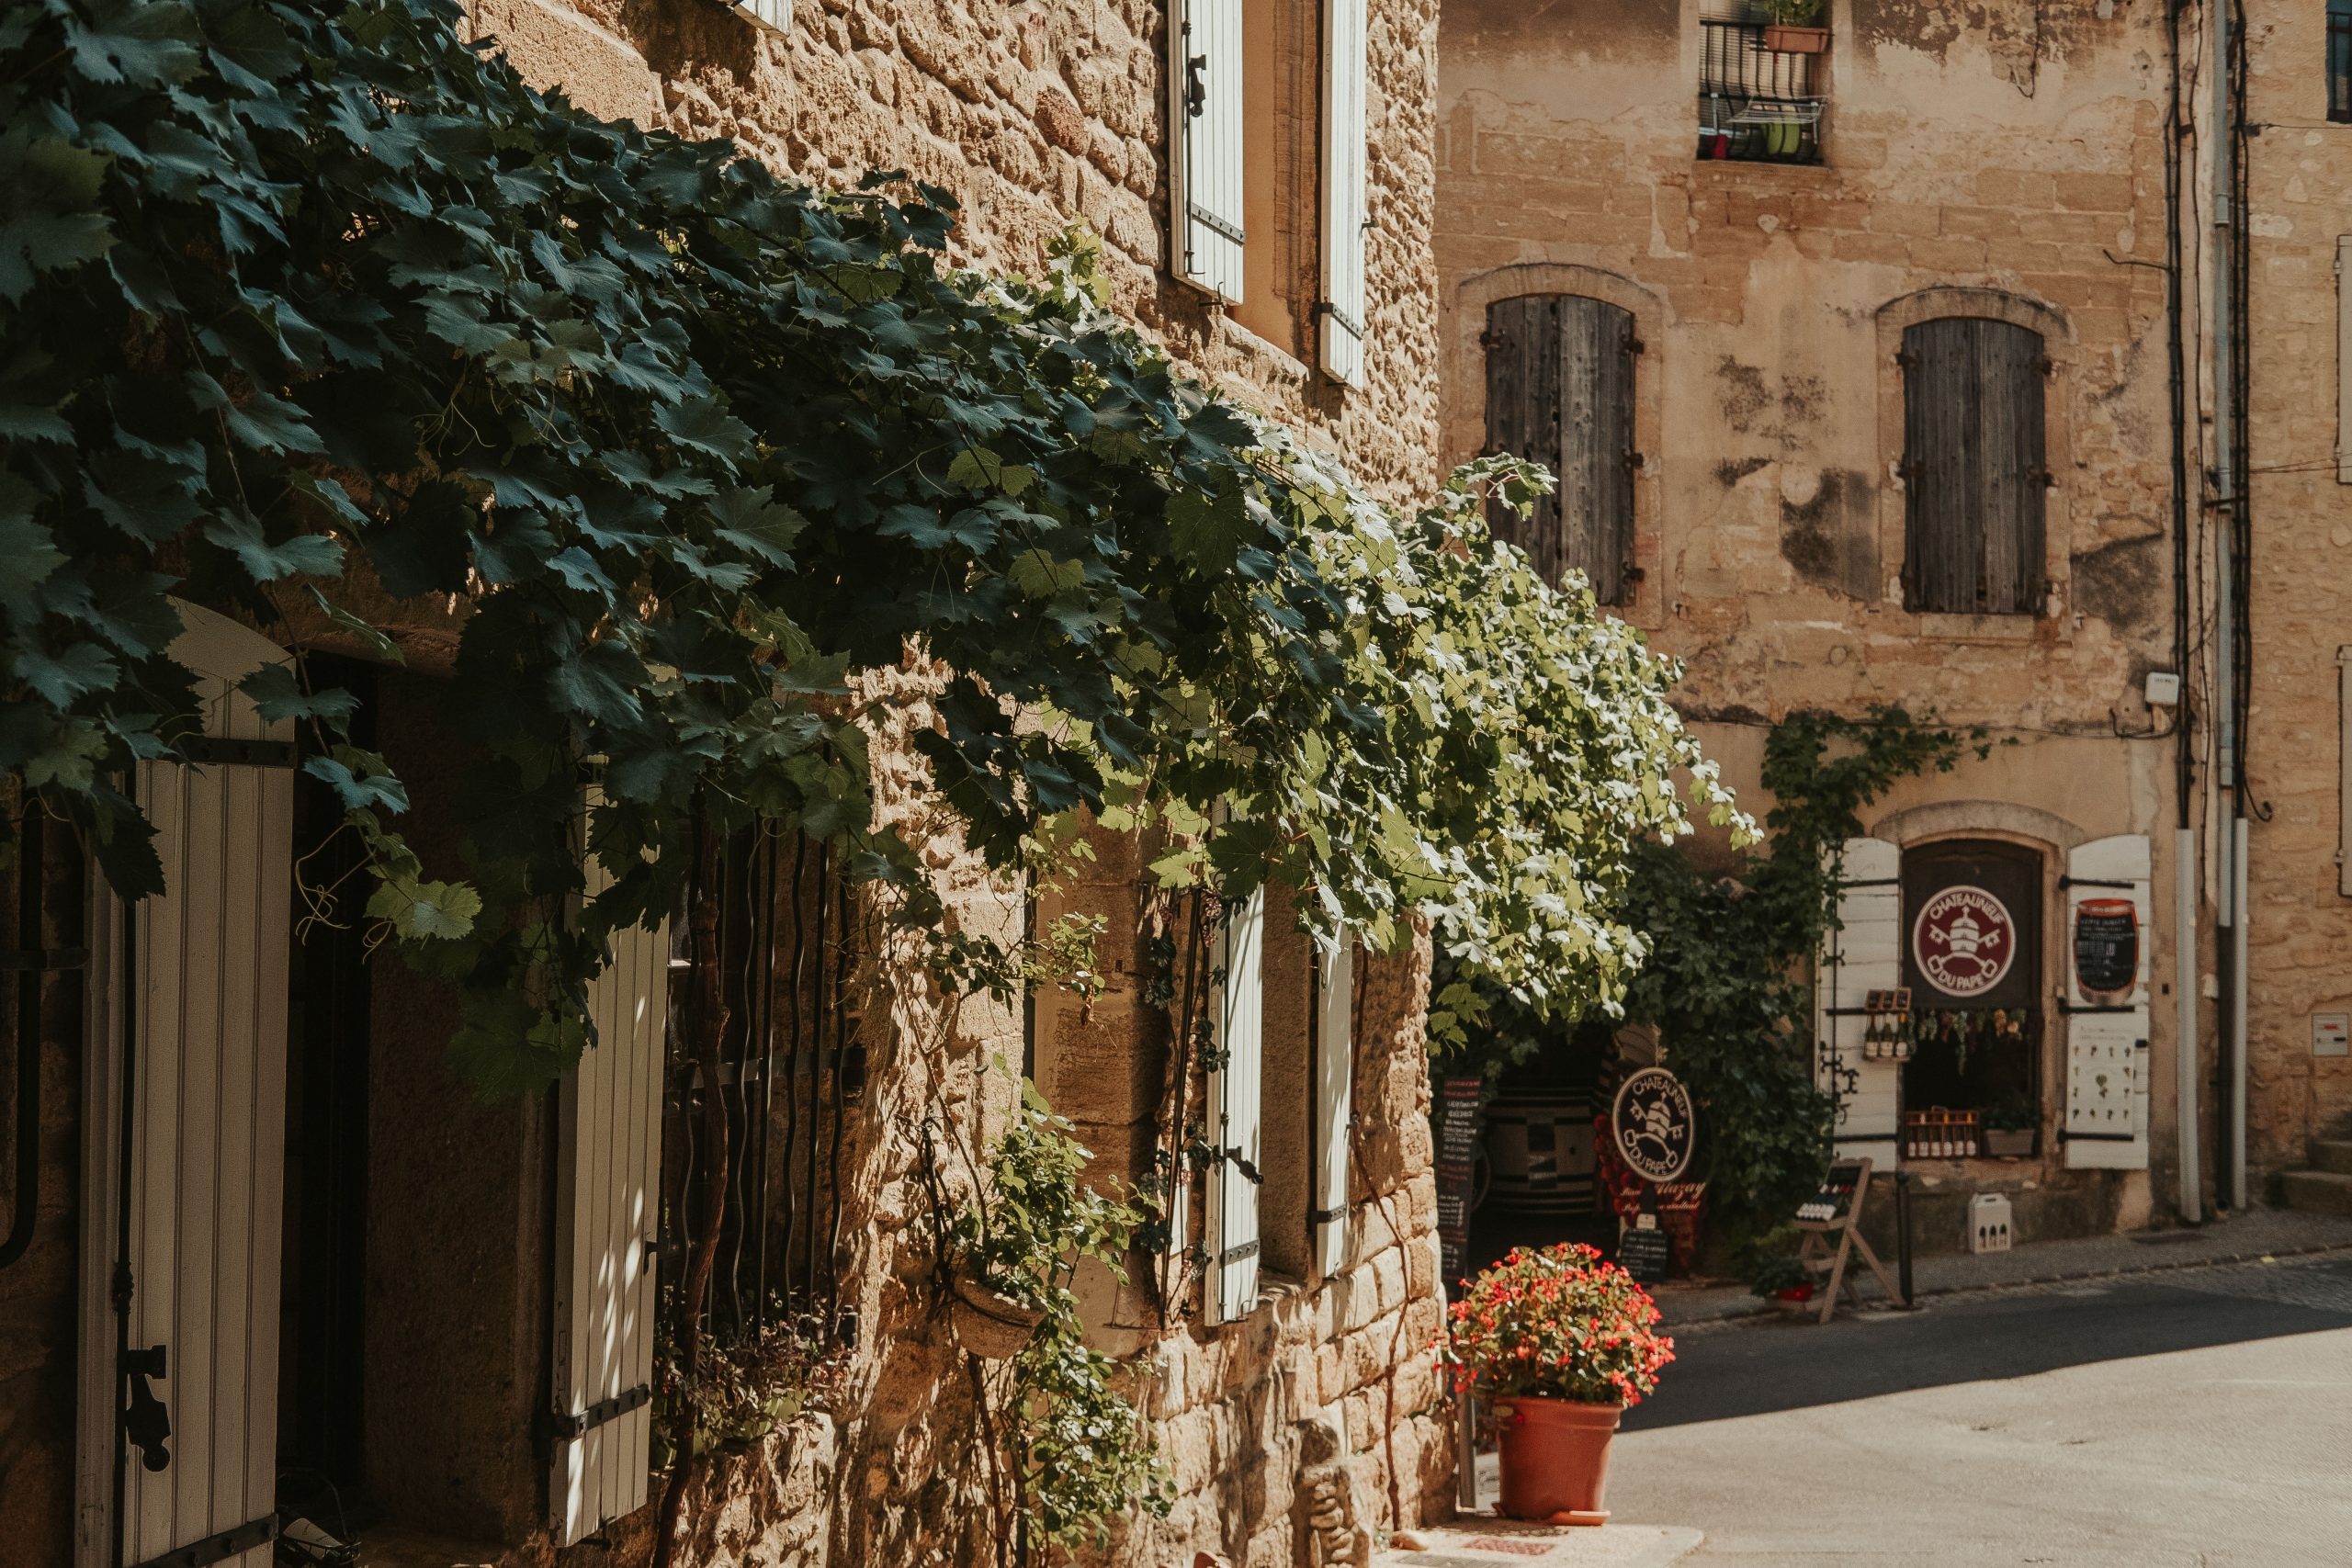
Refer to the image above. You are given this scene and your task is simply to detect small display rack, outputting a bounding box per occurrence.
[1790,1156,1907,1324]
[1859,987,1915,1062]
[1904,1107,1980,1160]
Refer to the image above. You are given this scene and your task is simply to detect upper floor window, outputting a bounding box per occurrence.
[1898,317,2049,616]
[1170,0,1370,386]
[2332,0,2352,122]
[1483,294,1638,605]
[1698,1,1827,164]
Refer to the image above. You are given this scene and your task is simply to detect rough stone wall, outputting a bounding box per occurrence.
[470,0,1443,507]
[1436,0,2190,1216]
[2239,0,2352,1169]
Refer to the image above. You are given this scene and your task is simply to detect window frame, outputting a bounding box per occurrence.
[1450,263,1664,627]
[1874,288,2074,639]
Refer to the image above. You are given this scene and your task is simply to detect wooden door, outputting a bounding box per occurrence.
[76,602,296,1568]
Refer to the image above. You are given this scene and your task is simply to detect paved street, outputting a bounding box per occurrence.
[1603,1253,2352,1565]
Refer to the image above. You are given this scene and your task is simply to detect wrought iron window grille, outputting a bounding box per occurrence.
[1698,17,1826,165]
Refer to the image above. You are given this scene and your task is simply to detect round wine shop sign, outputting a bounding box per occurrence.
[1911,885,2017,998]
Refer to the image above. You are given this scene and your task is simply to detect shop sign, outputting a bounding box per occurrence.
[1911,885,2017,999]
[2072,897,2139,1003]
[1432,1076,1485,1285]
[1610,1066,1695,1183]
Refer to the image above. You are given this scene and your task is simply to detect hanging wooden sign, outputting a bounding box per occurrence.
[2072,897,2139,1003]
[1610,1066,1695,1184]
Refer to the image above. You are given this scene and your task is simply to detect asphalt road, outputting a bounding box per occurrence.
[1604,1253,2352,1566]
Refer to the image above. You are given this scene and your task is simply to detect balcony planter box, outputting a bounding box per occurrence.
[1984,1128,2038,1159]
[1762,24,1830,52]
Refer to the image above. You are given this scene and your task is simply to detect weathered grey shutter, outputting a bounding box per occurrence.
[1311,938,1354,1277]
[1483,295,1635,604]
[1317,0,1368,386]
[1170,0,1245,302]
[2064,835,2152,1170]
[1815,838,1901,1164]
[550,799,668,1544]
[1204,887,1264,1323]
[76,602,295,1568]
[1901,317,2047,615]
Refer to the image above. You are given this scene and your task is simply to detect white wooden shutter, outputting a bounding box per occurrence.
[549,825,668,1544]
[2064,834,2153,1171]
[1311,938,1354,1278]
[1170,0,1245,302]
[1815,838,1901,1163]
[1204,886,1263,1323]
[1317,0,1369,385]
[75,602,294,1568]
[2336,236,2352,483]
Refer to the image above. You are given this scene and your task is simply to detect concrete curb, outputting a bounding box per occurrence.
[1382,1523,1704,1567]
[1662,1238,2352,1330]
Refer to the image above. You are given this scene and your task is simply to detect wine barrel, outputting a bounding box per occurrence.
[1481,1085,1600,1216]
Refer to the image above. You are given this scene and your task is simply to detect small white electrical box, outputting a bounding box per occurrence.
[2144,671,2182,707]
[2316,1013,2350,1058]
[1969,1192,2014,1254]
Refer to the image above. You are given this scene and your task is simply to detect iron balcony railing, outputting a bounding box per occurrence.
[1699,17,1826,165]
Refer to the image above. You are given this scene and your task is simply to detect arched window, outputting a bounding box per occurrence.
[2332,0,2352,122]
[1898,317,2049,616]
[1482,294,1638,604]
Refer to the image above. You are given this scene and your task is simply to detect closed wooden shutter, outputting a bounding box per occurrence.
[1204,887,1263,1324]
[2064,835,2152,1171]
[1310,938,1354,1278]
[1483,295,1636,604]
[1171,0,1246,302]
[76,602,295,1568]
[1900,317,2047,615]
[1815,838,1901,1163]
[549,816,668,1544]
[1317,0,1368,386]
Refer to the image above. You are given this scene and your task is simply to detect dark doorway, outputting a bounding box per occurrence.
[1900,840,2042,1128]
[278,655,376,1502]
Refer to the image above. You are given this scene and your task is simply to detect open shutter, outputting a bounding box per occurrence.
[1311,938,1354,1278]
[1317,0,1368,385]
[1204,887,1264,1323]
[76,602,295,1568]
[1170,0,1245,301]
[549,824,668,1544]
[2064,835,2152,1171]
[1815,838,1901,1163]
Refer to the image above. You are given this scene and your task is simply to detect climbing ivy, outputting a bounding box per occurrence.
[0,0,1736,1093]
[1615,707,1991,1213]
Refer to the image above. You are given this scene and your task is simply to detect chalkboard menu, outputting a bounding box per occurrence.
[2073,897,2138,1003]
[1618,1213,1672,1283]
[1433,1076,1485,1287]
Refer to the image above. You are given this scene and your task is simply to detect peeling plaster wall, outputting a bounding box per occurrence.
[1438,0,2192,1219]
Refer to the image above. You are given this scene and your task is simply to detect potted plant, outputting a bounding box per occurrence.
[1442,1243,1675,1526]
[1983,1095,2040,1159]
[944,1084,1140,1360]
[1760,0,1830,53]
[1738,1224,1814,1309]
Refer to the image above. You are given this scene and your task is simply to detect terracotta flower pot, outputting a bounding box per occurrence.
[1495,1395,1623,1526]
[1762,23,1830,53]
[950,1276,1045,1360]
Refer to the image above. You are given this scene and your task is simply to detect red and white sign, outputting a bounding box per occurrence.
[1912,885,2017,998]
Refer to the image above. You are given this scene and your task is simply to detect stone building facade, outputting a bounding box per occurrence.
[0,3,1454,1567]
[2235,1,2352,1198]
[1436,0,2201,1240]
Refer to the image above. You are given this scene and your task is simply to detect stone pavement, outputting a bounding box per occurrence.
[1645,1203,2352,1327]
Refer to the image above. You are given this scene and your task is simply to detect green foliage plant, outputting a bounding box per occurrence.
[2,0,1743,1094]
[1609,707,1986,1216]
[946,1081,1171,1553]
